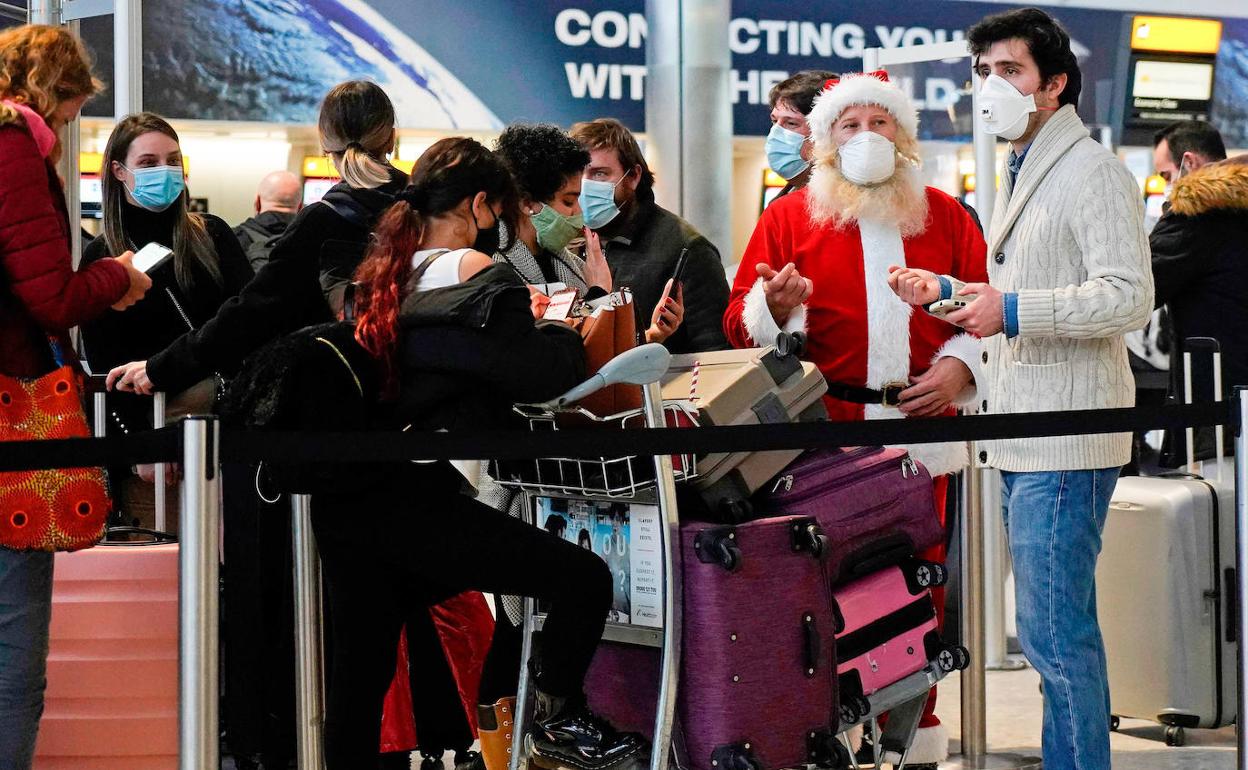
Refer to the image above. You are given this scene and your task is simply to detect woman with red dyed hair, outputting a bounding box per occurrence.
[310,137,651,770]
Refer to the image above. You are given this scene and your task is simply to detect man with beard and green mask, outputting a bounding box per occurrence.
[492,123,612,298]
[570,118,729,353]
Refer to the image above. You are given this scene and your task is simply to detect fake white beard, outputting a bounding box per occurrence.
[805,156,929,238]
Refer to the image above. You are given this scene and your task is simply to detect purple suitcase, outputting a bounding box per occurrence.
[755,446,942,586]
[585,515,848,770]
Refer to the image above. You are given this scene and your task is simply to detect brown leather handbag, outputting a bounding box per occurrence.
[565,289,643,418]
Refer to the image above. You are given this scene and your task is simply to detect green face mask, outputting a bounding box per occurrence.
[531,204,584,254]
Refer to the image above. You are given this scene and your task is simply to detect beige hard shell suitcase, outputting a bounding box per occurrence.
[662,338,826,521]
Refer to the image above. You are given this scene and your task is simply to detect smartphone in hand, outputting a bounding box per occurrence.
[131,242,173,273]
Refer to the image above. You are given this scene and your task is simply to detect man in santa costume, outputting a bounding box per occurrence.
[724,71,988,767]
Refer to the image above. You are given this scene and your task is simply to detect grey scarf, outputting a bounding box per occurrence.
[494,220,590,293]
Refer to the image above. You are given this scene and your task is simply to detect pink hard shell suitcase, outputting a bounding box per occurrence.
[755,446,942,586]
[831,563,966,725]
[585,514,850,770]
[34,529,178,769]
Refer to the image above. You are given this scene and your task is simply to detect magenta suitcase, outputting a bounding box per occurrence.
[34,531,179,769]
[755,446,942,586]
[585,515,849,770]
[831,564,966,725]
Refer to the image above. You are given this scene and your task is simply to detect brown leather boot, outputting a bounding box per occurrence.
[477,697,517,770]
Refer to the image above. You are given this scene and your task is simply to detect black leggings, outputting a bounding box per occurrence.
[478,605,524,704]
[312,479,612,769]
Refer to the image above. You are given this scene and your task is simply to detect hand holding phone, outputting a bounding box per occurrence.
[131,242,174,273]
[928,298,969,319]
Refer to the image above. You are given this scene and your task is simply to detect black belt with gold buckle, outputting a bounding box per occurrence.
[825,381,907,407]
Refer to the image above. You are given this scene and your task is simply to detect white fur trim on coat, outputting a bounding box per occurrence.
[742,277,807,347]
[905,723,950,764]
[933,332,985,410]
[856,219,969,477]
[809,73,920,149]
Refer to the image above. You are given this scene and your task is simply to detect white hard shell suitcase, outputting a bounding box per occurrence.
[1097,473,1236,743]
[1097,338,1235,745]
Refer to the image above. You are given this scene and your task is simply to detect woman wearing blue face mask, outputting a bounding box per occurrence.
[79,112,253,527]
[492,123,612,296]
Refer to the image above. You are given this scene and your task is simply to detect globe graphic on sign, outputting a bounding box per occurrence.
[144,0,501,129]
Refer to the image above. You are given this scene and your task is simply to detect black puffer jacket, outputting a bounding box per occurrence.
[393,263,586,431]
[147,170,407,393]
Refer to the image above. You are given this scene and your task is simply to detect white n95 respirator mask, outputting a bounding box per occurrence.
[837,131,898,186]
[977,74,1037,141]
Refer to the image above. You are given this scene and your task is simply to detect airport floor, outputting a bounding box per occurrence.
[221,659,1237,770]
[934,662,1236,769]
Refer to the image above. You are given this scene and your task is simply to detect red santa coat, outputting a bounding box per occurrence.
[724,186,989,476]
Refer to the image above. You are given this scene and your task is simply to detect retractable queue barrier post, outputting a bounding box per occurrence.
[291,493,326,770]
[1236,388,1248,769]
[642,380,682,770]
[946,448,1040,770]
[154,391,168,531]
[179,416,220,770]
[960,457,987,763]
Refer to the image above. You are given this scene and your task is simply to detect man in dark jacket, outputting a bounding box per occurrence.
[766,70,838,199]
[569,118,729,354]
[234,170,302,271]
[1150,121,1248,460]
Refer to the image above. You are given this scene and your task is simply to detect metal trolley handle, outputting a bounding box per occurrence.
[539,343,672,409]
[512,342,684,770]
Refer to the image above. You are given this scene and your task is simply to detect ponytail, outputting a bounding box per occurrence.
[336,144,393,189]
[318,81,397,190]
[353,200,424,396]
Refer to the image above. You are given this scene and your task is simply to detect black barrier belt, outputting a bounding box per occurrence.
[0,427,182,472]
[0,401,1231,472]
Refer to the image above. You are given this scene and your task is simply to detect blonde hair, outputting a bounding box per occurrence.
[806,131,929,238]
[0,25,101,156]
[318,81,396,189]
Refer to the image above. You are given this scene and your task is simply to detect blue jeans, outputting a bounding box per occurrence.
[1001,468,1119,770]
[0,549,53,770]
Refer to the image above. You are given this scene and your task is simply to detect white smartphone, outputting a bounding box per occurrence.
[928,298,969,318]
[131,242,173,273]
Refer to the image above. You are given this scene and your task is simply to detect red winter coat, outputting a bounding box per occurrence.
[0,120,127,377]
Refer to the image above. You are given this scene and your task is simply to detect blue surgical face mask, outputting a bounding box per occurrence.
[765,123,810,180]
[580,173,629,230]
[123,164,185,212]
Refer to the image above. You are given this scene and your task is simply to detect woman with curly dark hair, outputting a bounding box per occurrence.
[492,123,612,295]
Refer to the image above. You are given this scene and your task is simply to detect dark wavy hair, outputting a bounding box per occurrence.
[968,7,1082,108]
[353,137,519,393]
[768,70,839,115]
[494,123,590,204]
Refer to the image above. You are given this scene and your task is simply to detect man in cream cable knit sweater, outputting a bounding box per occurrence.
[889,8,1153,770]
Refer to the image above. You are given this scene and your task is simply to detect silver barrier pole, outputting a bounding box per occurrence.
[154,391,167,532]
[179,416,219,770]
[946,447,1040,770]
[642,382,682,770]
[1236,388,1248,769]
[92,392,106,438]
[291,493,326,770]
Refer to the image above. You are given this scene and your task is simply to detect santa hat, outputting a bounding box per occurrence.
[808,71,919,148]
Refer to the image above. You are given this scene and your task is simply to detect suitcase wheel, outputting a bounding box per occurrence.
[911,561,948,589]
[1165,726,1186,747]
[937,645,970,673]
[838,694,870,726]
[711,743,761,770]
[807,731,851,769]
[1110,715,1120,732]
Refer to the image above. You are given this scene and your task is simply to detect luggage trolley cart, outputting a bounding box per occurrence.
[490,344,692,770]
